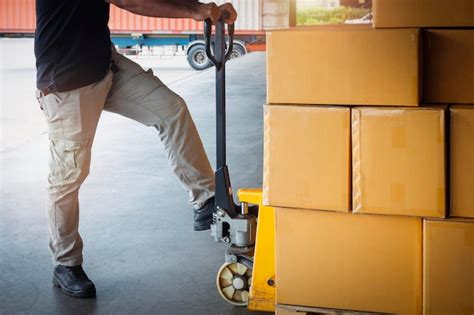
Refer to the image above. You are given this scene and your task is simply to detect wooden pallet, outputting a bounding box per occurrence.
[276,304,391,315]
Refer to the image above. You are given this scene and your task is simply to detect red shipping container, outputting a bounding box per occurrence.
[0,0,36,33]
[0,0,263,34]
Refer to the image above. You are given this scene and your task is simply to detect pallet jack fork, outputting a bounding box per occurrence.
[204,18,276,311]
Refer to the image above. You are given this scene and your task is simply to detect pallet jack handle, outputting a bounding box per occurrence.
[204,17,239,218]
[204,18,235,71]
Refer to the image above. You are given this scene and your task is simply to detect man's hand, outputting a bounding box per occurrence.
[193,3,221,24]
[219,3,237,24]
[195,2,237,25]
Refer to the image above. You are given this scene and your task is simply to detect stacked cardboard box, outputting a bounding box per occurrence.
[423,30,474,104]
[423,219,474,315]
[266,26,422,106]
[450,106,474,218]
[265,2,474,314]
[372,0,474,28]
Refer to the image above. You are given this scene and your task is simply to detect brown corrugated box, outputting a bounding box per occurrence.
[267,26,421,106]
[373,0,474,28]
[275,207,423,314]
[352,107,446,218]
[424,29,474,104]
[450,106,474,218]
[263,105,351,212]
[423,219,474,315]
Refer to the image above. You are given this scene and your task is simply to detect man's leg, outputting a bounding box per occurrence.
[104,50,215,214]
[39,71,113,297]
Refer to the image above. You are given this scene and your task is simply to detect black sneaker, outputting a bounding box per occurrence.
[52,265,96,298]
[194,196,215,231]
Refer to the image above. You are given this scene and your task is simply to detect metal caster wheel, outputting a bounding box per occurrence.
[216,262,252,306]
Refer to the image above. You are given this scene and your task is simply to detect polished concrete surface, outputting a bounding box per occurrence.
[0,40,268,314]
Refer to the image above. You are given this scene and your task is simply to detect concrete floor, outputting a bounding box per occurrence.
[0,39,268,314]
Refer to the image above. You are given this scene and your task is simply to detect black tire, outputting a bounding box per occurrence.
[187,45,212,70]
[229,44,246,60]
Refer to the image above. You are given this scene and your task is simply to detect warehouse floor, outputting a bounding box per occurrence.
[0,40,268,314]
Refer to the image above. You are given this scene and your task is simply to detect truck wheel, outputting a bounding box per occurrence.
[187,45,212,70]
[229,45,246,60]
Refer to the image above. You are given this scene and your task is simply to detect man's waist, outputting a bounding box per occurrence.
[37,63,111,93]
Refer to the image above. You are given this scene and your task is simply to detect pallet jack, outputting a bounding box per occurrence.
[204,18,276,312]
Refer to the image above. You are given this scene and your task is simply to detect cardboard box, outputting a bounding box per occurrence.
[450,106,474,218]
[352,107,446,217]
[267,26,421,106]
[373,0,474,28]
[276,208,422,314]
[263,105,351,212]
[424,29,474,104]
[423,219,474,315]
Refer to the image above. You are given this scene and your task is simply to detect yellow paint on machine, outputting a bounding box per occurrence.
[423,219,474,315]
[352,106,447,218]
[237,188,275,312]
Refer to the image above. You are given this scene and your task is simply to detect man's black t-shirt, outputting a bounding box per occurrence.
[35,0,111,92]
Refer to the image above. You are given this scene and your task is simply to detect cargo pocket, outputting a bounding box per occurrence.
[37,94,50,120]
[42,93,62,122]
[48,138,91,187]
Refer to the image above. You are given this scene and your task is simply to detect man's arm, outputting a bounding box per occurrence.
[106,0,221,23]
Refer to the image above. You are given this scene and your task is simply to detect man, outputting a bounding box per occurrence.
[35,0,237,298]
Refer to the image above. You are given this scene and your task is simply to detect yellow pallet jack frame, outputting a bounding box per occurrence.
[238,189,276,312]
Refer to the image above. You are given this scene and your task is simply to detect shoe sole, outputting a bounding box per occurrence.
[52,276,96,298]
[194,218,212,231]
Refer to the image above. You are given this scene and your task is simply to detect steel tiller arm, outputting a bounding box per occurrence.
[203,17,239,219]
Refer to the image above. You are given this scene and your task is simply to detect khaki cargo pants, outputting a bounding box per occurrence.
[37,48,215,266]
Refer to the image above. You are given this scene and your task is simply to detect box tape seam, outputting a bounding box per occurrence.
[352,109,362,212]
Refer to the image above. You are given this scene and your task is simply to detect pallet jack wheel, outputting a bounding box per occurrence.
[216,262,252,306]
